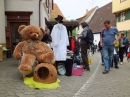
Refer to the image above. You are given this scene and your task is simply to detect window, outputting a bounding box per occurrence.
[120,12,125,21]
[120,0,126,3]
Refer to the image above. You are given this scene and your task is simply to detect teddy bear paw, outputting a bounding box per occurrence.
[18,65,32,75]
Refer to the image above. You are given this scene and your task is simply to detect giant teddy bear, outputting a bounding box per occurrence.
[13,25,55,75]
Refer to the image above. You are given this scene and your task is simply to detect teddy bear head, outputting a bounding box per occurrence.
[18,25,45,40]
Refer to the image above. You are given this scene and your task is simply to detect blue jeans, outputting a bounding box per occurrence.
[100,50,104,63]
[102,45,114,70]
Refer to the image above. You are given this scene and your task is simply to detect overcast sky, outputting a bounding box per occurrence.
[54,0,112,20]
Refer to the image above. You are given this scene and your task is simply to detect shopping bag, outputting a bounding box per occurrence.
[72,65,83,76]
[88,58,92,64]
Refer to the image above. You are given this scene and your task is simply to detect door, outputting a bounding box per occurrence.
[11,22,28,52]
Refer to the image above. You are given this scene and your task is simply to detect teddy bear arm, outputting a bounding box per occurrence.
[42,43,55,64]
[44,52,55,64]
[37,44,55,64]
[13,42,24,60]
[37,52,55,64]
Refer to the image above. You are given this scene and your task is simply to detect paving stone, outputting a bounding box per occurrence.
[7,91,15,96]
[7,96,19,97]
[0,94,6,97]
[24,91,36,95]
[16,93,26,97]
[1,54,130,97]
[0,90,5,94]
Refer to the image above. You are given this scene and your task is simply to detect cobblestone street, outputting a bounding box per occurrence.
[0,53,130,97]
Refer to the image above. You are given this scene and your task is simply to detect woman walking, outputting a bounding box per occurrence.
[119,33,129,65]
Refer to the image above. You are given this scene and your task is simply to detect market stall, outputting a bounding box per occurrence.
[45,20,79,76]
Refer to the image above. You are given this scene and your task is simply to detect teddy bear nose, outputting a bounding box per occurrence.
[36,34,38,38]
[34,33,38,38]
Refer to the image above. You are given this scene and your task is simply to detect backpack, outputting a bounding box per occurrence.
[85,27,94,45]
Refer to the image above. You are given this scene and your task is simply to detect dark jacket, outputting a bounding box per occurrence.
[41,34,52,43]
[79,26,88,44]
[119,37,129,47]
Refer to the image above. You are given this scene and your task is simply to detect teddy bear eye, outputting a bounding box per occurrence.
[30,32,32,34]
[36,32,39,34]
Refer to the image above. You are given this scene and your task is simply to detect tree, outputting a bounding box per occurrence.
[72,28,78,36]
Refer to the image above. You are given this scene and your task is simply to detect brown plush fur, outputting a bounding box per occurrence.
[13,25,55,75]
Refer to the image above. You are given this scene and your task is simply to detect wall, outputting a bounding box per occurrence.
[0,0,6,44]
[128,31,130,41]
[117,19,130,31]
[94,33,100,45]
[41,0,52,28]
[5,0,39,26]
[5,0,51,28]
[112,0,130,13]
[77,25,83,34]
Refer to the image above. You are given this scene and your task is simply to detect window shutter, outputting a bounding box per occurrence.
[123,12,125,21]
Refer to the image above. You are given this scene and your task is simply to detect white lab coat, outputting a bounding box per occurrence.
[51,23,69,61]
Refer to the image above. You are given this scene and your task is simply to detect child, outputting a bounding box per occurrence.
[112,41,119,69]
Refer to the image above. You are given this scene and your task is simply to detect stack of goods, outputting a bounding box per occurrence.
[67,50,74,59]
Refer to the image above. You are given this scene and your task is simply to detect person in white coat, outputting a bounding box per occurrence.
[51,15,69,62]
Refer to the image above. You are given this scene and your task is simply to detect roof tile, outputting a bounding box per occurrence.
[51,3,66,21]
[77,7,97,24]
[88,2,116,33]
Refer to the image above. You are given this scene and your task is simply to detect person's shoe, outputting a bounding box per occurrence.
[120,62,123,65]
[115,66,119,69]
[102,70,109,74]
[65,73,71,76]
[84,68,90,72]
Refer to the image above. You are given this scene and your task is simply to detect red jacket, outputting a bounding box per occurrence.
[71,38,76,51]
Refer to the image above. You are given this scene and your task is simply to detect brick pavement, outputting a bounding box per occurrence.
[0,53,130,97]
[74,54,130,97]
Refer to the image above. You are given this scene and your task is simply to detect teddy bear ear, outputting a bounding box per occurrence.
[18,25,26,34]
[40,27,45,35]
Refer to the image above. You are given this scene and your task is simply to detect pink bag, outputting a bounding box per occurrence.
[72,65,83,76]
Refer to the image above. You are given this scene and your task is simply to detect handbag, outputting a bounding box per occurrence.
[72,64,83,76]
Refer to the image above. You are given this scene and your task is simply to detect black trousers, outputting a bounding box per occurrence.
[80,44,90,70]
[126,47,128,56]
[119,47,126,62]
[74,49,79,56]
[92,47,94,54]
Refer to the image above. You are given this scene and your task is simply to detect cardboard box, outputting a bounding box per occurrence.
[0,45,3,61]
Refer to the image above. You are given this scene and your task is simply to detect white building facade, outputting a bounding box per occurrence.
[0,0,53,52]
[0,0,6,44]
[93,33,100,45]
